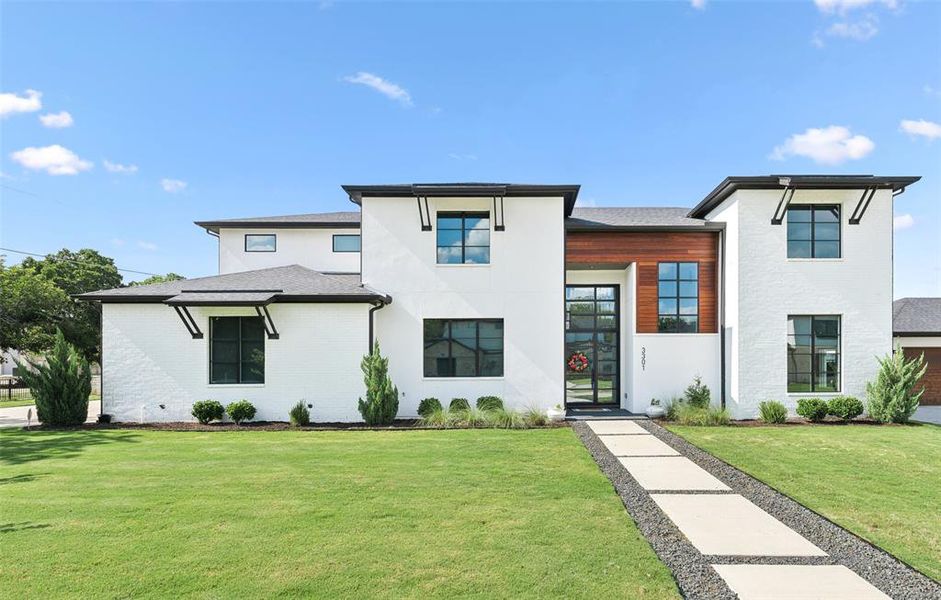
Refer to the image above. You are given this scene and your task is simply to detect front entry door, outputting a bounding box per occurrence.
[565,285,619,406]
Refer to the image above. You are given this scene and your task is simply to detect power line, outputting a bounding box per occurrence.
[0,247,159,277]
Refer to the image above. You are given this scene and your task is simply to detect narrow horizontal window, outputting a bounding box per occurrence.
[244,234,276,252]
[657,262,698,333]
[333,234,361,252]
[210,317,265,384]
[423,318,503,377]
[787,205,840,259]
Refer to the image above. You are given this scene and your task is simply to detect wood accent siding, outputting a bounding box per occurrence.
[566,231,719,333]
[903,346,941,406]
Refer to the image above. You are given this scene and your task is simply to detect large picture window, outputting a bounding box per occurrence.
[436,212,490,264]
[657,262,698,333]
[423,319,503,377]
[787,205,840,258]
[787,315,840,393]
[244,234,277,252]
[210,317,265,384]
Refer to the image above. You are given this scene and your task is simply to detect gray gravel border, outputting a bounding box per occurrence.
[572,420,941,600]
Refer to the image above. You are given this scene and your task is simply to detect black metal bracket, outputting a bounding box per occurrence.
[848,186,876,225]
[771,186,795,225]
[417,196,432,231]
[255,306,280,339]
[173,306,203,339]
[492,196,506,231]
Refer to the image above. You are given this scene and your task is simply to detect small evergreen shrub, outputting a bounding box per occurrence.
[192,400,225,424]
[796,398,828,422]
[758,400,787,424]
[684,375,711,409]
[357,341,399,426]
[289,401,310,426]
[475,396,503,411]
[449,398,470,412]
[417,397,442,418]
[867,348,927,423]
[827,395,863,422]
[15,329,91,426]
[226,400,256,425]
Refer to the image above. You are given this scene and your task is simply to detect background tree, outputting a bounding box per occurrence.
[0,260,71,357]
[129,273,185,286]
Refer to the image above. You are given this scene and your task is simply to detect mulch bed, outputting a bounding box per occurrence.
[25,420,569,432]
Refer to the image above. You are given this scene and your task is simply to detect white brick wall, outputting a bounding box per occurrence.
[218,228,361,274]
[102,302,370,423]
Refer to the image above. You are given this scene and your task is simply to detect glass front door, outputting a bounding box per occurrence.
[565,285,619,406]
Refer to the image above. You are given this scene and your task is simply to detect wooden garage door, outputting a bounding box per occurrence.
[903,347,941,406]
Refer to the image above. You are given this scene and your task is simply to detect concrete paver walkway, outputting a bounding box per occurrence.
[712,565,892,600]
[597,433,680,456]
[619,456,730,491]
[0,400,100,428]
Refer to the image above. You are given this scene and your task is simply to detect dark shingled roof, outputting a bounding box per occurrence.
[195,211,360,233]
[566,207,717,230]
[77,265,388,304]
[893,297,941,336]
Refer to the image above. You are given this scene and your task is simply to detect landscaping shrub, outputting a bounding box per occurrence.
[192,400,224,425]
[684,375,711,409]
[357,341,399,426]
[758,400,787,424]
[796,398,828,422]
[522,406,549,427]
[289,401,310,426]
[675,403,730,426]
[828,395,863,422]
[867,348,927,424]
[663,397,683,421]
[417,397,441,418]
[449,398,470,412]
[458,406,490,427]
[418,407,454,428]
[491,408,527,429]
[476,396,503,411]
[15,329,90,426]
[226,400,256,425]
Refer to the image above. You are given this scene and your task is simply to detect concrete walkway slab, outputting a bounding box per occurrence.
[650,494,826,556]
[598,434,680,456]
[0,401,100,428]
[586,420,648,435]
[619,456,731,491]
[712,564,891,600]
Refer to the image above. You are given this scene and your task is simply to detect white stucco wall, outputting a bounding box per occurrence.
[362,195,565,416]
[217,228,361,274]
[102,302,370,423]
[712,188,894,418]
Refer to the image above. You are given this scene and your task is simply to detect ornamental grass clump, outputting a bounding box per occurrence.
[457,406,490,427]
[418,407,458,428]
[827,395,863,422]
[866,348,927,424]
[675,404,730,426]
[757,400,788,424]
[289,401,310,427]
[357,341,399,426]
[796,398,828,422]
[192,400,225,425]
[490,408,528,429]
[15,329,91,426]
[522,406,549,427]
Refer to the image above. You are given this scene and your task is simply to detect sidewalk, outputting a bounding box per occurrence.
[0,400,100,429]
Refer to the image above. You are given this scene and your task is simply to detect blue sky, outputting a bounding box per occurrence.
[1,0,939,296]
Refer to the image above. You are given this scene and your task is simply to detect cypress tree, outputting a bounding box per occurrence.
[16,329,91,426]
[357,341,399,426]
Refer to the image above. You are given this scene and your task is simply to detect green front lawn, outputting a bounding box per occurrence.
[0,428,678,599]
[668,423,941,581]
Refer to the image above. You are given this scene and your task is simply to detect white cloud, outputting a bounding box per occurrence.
[0,89,42,117]
[814,0,897,14]
[770,126,875,165]
[343,72,413,106]
[39,111,74,128]
[924,85,941,99]
[160,178,187,193]
[137,241,158,251]
[447,153,478,161]
[690,0,706,9]
[10,144,93,175]
[893,213,914,231]
[111,238,126,247]
[899,119,941,140]
[104,159,139,174]
[826,17,878,41]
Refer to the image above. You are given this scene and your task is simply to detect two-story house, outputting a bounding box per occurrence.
[79,175,919,423]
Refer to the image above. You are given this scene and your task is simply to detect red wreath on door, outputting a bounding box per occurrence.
[567,351,589,373]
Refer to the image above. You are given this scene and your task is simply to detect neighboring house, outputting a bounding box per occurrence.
[78,175,920,422]
[893,297,941,406]
[1,349,23,378]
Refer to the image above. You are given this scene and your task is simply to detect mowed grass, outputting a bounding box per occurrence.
[0,428,678,599]
[668,423,941,580]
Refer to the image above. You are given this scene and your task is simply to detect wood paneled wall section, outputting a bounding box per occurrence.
[903,347,941,405]
[566,231,719,333]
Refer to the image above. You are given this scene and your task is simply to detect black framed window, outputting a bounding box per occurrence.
[436,212,490,264]
[787,205,840,258]
[657,262,698,333]
[210,317,265,384]
[332,234,361,252]
[423,319,503,377]
[244,234,276,252]
[787,315,840,393]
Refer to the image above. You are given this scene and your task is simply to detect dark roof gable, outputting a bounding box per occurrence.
[894,297,941,336]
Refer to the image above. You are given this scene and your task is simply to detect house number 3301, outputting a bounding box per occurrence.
[641,347,646,371]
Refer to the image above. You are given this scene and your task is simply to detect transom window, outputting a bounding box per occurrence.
[436,212,490,264]
[332,234,361,252]
[787,205,840,258]
[210,317,265,384]
[657,262,699,333]
[787,315,840,393]
[244,234,277,252]
[423,319,503,377]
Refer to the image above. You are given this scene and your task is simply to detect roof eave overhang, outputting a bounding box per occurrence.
[194,221,361,234]
[343,183,581,216]
[565,224,726,233]
[893,331,941,338]
[77,294,391,305]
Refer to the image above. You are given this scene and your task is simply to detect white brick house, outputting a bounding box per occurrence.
[79,175,919,422]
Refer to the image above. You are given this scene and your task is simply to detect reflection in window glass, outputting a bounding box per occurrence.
[657,262,698,333]
[787,205,840,258]
[787,315,840,392]
[436,212,490,264]
[245,234,276,252]
[423,319,503,377]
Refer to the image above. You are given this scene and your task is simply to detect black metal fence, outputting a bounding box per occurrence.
[1,379,32,402]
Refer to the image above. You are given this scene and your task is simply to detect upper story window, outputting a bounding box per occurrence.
[245,234,276,252]
[436,212,490,264]
[333,234,361,253]
[657,262,698,333]
[787,205,840,259]
[423,319,504,377]
[787,315,840,393]
[210,317,265,384]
